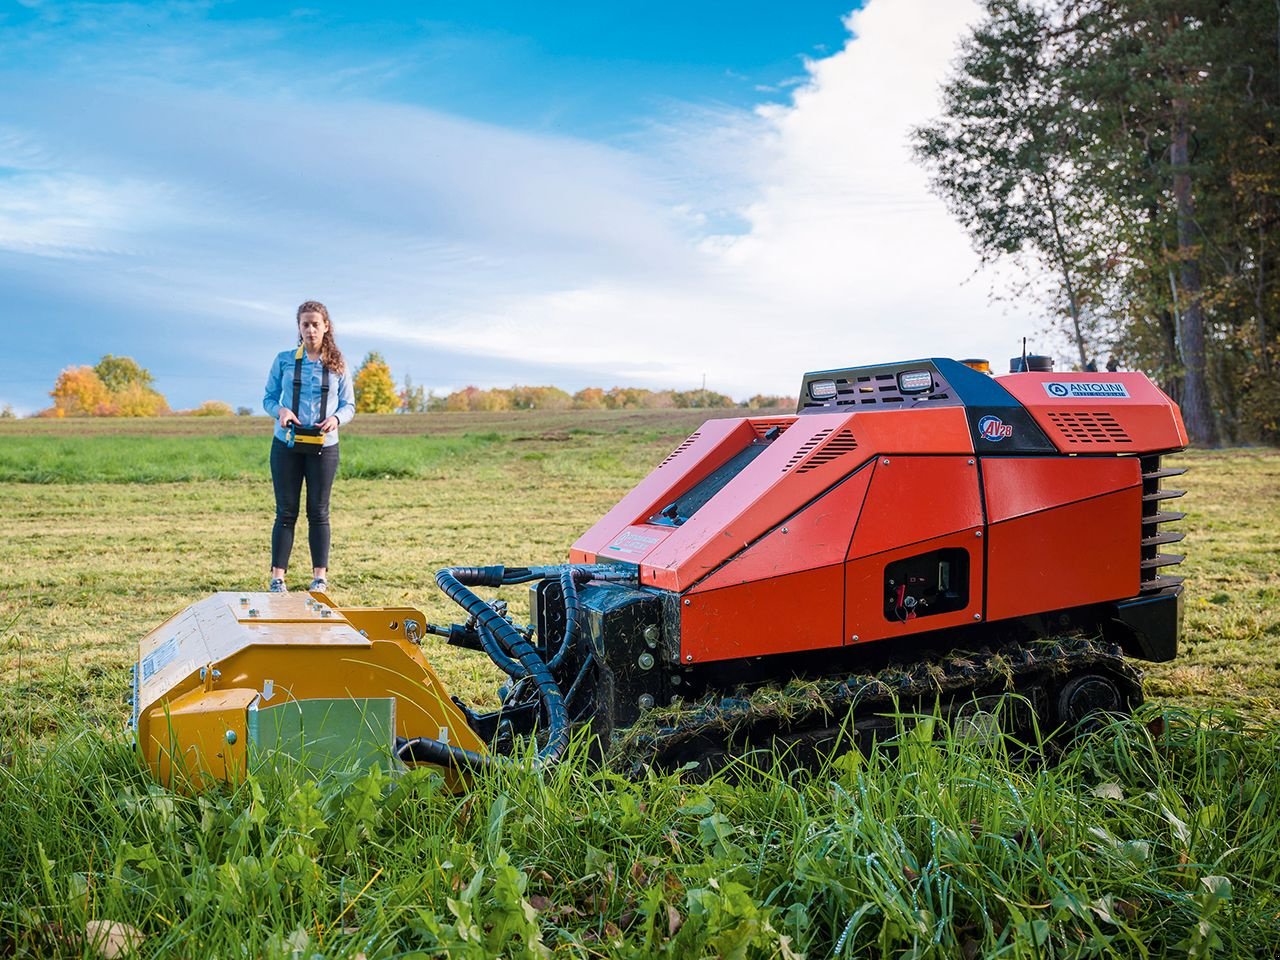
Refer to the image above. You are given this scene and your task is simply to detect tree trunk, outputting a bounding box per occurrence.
[1170,99,1219,447]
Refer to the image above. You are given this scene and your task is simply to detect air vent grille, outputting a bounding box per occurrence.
[796,429,859,474]
[1046,411,1132,443]
[781,429,832,472]
[751,420,791,439]
[658,431,701,468]
[798,371,952,409]
[1049,412,1131,445]
[1139,455,1187,593]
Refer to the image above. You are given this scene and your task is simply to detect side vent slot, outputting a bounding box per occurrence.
[658,431,701,468]
[1139,454,1187,593]
[1047,411,1133,444]
[751,420,791,439]
[782,429,832,472]
[796,429,859,474]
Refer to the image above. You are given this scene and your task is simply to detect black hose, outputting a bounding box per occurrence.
[546,567,587,671]
[431,566,571,769]
[406,562,638,772]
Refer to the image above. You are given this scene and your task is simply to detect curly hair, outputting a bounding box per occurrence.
[296,300,346,375]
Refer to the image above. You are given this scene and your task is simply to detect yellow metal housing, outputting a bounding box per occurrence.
[133,592,485,790]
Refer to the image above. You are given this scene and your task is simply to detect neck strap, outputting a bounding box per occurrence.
[292,345,330,423]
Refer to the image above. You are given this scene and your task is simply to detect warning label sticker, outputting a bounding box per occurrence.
[606,529,664,556]
[140,636,180,681]
[1043,381,1130,399]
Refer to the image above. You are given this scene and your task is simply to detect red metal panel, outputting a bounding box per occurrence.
[847,457,983,560]
[642,412,865,590]
[985,489,1141,622]
[983,457,1141,523]
[643,407,975,592]
[690,464,874,593]
[680,565,845,663]
[997,372,1188,453]
[844,530,985,645]
[570,417,755,562]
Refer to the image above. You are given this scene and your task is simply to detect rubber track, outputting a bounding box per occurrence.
[608,634,1143,772]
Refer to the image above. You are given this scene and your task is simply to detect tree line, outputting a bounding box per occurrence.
[30,352,793,418]
[354,352,792,413]
[914,0,1280,446]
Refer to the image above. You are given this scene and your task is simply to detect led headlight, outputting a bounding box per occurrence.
[808,379,838,400]
[897,370,934,393]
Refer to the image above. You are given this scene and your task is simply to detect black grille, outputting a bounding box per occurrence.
[1139,455,1186,593]
[801,371,953,410]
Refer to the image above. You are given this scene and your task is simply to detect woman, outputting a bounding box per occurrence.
[262,301,356,593]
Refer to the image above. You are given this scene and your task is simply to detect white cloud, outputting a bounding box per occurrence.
[374,0,1035,396]
[2,0,1047,409]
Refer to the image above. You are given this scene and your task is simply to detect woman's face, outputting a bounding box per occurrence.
[298,311,329,352]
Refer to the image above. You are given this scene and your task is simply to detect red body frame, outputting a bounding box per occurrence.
[571,370,1186,665]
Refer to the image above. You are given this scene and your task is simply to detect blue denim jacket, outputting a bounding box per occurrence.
[262,349,356,447]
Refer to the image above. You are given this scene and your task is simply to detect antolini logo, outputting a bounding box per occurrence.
[1044,381,1130,399]
[978,415,1014,441]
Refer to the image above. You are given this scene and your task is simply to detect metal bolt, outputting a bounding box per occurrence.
[967,459,975,465]
[973,614,983,621]
[670,675,681,686]
[239,596,249,605]
[320,608,332,618]
[851,634,860,642]
[248,608,259,617]
[225,730,237,745]
[882,458,890,465]
[638,652,655,670]
[685,654,694,662]
[643,624,659,647]
[974,530,983,538]
[781,526,789,534]
[199,667,207,681]
[211,669,221,680]
[638,694,655,710]
[683,598,691,606]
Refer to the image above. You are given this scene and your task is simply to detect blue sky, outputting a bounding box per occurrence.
[0,0,1031,415]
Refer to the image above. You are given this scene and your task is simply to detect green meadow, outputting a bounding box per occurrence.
[1,412,1277,957]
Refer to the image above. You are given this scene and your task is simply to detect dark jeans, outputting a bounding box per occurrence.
[270,437,340,571]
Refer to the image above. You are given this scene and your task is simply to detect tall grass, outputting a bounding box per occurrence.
[2,708,1277,958]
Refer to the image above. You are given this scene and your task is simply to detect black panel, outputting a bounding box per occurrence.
[1106,585,1182,662]
[965,406,1057,454]
[799,359,961,413]
[884,549,970,621]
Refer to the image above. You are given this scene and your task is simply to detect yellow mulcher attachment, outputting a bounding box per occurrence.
[131,591,485,791]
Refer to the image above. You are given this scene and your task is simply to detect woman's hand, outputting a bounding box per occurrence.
[318,416,339,433]
[278,409,300,429]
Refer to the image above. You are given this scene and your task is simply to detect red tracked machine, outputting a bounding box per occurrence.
[402,356,1188,772]
[135,355,1190,787]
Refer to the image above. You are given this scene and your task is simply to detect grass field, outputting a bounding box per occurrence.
[1,412,1278,957]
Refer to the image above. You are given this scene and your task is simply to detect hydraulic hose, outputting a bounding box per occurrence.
[546,567,588,671]
[430,565,571,769]
[405,563,638,772]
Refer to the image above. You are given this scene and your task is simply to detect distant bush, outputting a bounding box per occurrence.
[189,401,235,417]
